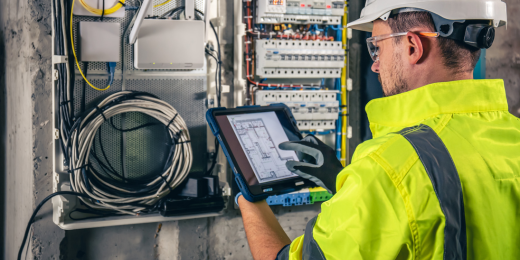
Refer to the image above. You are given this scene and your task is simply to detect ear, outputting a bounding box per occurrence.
[405,32,424,65]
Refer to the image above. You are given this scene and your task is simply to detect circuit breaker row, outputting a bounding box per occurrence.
[257,0,344,24]
[256,39,344,78]
[255,90,339,130]
[258,15,342,25]
[261,68,342,78]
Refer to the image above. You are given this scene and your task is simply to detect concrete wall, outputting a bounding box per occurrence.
[487,0,520,117]
[1,0,64,259]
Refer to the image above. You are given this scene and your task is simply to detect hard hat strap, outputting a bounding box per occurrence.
[391,9,495,49]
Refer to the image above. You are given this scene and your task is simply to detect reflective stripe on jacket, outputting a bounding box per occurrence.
[277,79,520,260]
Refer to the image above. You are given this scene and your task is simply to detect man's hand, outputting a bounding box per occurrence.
[279,135,344,194]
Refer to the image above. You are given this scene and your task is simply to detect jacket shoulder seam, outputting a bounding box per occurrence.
[369,147,421,259]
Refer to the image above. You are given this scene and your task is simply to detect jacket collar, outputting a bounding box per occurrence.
[366,79,508,138]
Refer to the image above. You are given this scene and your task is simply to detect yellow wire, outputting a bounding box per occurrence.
[79,0,125,16]
[340,1,348,166]
[70,0,111,91]
[154,0,172,8]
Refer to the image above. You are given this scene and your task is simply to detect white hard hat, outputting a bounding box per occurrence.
[347,0,508,32]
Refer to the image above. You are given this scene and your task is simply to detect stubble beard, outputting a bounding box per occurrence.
[379,51,409,97]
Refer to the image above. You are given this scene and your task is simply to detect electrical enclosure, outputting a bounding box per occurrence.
[134,20,205,69]
[79,22,121,62]
[51,0,229,230]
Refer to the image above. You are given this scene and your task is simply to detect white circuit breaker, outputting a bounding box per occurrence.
[256,0,343,24]
[256,39,344,78]
[256,0,287,22]
[255,90,339,131]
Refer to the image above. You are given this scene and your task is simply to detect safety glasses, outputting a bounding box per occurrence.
[366,32,439,61]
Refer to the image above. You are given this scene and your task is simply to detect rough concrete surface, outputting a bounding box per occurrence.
[1,0,63,259]
[487,0,520,117]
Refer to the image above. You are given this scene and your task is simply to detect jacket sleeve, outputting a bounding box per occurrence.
[277,155,414,260]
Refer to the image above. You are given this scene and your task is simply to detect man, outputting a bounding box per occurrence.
[236,0,519,259]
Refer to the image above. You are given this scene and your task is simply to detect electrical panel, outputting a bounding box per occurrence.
[256,0,343,24]
[238,0,351,202]
[255,39,344,78]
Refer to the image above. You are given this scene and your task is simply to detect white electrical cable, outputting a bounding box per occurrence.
[69,91,193,215]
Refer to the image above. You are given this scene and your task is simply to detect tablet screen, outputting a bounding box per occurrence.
[215,111,300,187]
[227,112,298,184]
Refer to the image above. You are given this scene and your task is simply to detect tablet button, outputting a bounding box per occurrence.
[295,181,304,186]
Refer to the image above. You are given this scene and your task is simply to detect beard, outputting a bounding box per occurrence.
[378,51,409,97]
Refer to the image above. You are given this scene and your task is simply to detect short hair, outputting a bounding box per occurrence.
[387,11,481,74]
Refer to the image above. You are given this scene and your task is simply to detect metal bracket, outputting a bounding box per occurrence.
[347,78,353,91]
[54,128,60,139]
[52,55,68,64]
[53,69,59,81]
[185,0,195,20]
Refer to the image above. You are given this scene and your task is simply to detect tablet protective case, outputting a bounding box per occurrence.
[206,104,301,202]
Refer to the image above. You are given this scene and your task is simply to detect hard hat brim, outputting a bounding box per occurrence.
[347,0,508,33]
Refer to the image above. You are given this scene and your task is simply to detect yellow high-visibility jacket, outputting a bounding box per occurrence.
[277,79,520,260]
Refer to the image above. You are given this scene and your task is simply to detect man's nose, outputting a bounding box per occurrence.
[371,60,380,73]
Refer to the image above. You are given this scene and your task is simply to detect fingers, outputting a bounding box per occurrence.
[302,135,319,145]
[285,160,319,172]
[278,141,323,160]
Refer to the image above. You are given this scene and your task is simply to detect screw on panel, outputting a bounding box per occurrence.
[53,69,59,81]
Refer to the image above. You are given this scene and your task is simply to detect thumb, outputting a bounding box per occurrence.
[285,160,319,172]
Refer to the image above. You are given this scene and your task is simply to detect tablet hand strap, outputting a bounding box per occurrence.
[279,135,343,195]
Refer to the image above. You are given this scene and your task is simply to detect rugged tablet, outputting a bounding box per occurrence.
[206,104,314,202]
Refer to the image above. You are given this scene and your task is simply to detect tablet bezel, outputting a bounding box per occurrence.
[209,105,314,198]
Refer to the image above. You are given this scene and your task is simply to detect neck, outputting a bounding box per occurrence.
[407,66,474,91]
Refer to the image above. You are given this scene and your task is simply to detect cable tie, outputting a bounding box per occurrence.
[177,140,191,144]
[245,41,252,44]
[60,100,73,106]
[246,29,253,32]
[95,106,107,121]
[158,174,173,193]
[268,84,271,87]
[244,16,253,19]
[246,58,252,61]
[67,163,90,174]
[165,113,179,129]
[118,1,125,6]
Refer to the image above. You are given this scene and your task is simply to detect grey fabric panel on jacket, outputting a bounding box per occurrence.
[301,216,326,260]
[276,244,291,260]
[399,124,467,260]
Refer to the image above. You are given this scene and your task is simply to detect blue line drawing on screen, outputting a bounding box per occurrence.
[231,118,297,183]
